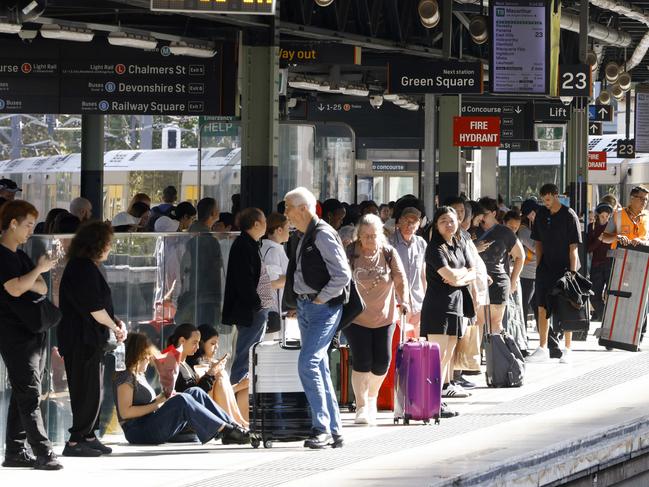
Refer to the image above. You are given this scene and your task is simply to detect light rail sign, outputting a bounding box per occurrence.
[388,60,483,94]
[453,116,501,147]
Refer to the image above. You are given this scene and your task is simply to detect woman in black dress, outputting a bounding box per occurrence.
[58,221,127,457]
[421,206,476,418]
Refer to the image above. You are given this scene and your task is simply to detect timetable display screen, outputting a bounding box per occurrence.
[151,0,276,15]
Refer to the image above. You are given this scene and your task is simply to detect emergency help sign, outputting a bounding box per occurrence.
[453,116,501,147]
[588,151,607,170]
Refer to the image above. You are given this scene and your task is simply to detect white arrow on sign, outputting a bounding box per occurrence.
[515,106,522,114]
[598,107,608,118]
[317,104,325,112]
[589,123,600,134]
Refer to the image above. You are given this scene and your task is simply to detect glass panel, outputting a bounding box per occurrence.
[372,176,385,204]
[388,176,415,203]
[278,124,316,200]
[0,231,239,455]
[357,176,374,202]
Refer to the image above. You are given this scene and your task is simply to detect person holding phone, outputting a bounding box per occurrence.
[173,323,249,428]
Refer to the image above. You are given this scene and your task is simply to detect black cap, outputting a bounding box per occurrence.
[0,178,21,192]
[521,199,539,216]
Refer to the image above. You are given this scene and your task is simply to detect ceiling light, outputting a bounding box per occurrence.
[605,62,620,83]
[406,104,420,111]
[393,98,408,106]
[618,71,632,91]
[597,90,611,105]
[40,24,94,42]
[610,83,624,101]
[0,22,22,34]
[168,42,216,58]
[586,50,598,70]
[383,93,400,101]
[418,0,440,29]
[314,0,334,6]
[469,16,488,45]
[108,32,157,50]
[316,82,341,93]
[340,85,369,97]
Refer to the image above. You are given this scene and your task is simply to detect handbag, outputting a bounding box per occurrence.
[18,294,62,334]
[266,311,282,334]
[338,279,366,332]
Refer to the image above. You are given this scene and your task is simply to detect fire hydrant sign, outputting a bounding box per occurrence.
[588,151,607,170]
[453,116,501,146]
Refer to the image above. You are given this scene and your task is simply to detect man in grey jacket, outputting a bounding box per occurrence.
[284,187,351,449]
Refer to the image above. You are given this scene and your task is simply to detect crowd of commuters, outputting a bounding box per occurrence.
[0,175,646,468]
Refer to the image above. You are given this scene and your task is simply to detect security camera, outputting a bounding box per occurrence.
[369,95,384,109]
[560,96,573,106]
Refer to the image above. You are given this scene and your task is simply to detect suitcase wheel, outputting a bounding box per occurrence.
[263,440,273,449]
[403,417,410,425]
[423,419,430,425]
[393,418,399,425]
[251,437,261,449]
[435,417,440,425]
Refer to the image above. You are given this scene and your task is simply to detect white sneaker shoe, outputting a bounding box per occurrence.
[559,348,572,364]
[442,383,471,398]
[366,398,378,426]
[526,347,550,363]
[354,406,369,425]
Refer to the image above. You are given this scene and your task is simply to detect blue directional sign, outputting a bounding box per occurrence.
[589,105,613,122]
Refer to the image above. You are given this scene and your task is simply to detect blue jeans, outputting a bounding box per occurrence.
[296,298,343,435]
[122,387,232,444]
[230,308,269,385]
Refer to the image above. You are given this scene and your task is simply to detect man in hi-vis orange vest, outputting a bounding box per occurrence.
[601,186,649,247]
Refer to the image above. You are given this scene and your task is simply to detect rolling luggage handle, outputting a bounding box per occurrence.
[279,313,301,350]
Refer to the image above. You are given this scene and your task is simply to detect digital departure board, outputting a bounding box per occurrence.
[151,0,276,15]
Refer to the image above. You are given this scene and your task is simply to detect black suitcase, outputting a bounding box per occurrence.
[483,306,525,388]
[249,318,312,449]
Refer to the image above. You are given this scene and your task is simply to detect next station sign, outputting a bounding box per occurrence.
[388,60,483,94]
[453,116,501,147]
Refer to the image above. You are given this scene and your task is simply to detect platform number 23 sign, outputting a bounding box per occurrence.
[559,65,591,97]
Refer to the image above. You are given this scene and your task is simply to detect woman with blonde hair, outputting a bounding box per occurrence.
[344,214,408,426]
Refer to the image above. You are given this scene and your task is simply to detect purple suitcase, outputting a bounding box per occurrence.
[393,340,442,425]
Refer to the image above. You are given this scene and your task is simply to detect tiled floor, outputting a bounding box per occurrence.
[3,331,649,487]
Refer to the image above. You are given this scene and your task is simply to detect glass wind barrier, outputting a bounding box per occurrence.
[0,231,238,454]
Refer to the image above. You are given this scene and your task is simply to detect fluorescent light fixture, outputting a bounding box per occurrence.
[168,42,216,58]
[40,24,94,42]
[340,85,369,97]
[108,31,157,50]
[0,22,21,34]
[383,93,400,101]
[288,77,320,90]
[392,98,408,106]
[316,82,341,93]
[405,104,420,111]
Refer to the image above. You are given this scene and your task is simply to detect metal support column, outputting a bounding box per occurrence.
[10,115,21,159]
[424,94,436,218]
[240,13,280,214]
[80,114,105,221]
[438,96,463,204]
[480,147,499,198]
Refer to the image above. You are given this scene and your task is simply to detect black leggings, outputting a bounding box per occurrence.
[520,278,536,325]
[343,323,396,376]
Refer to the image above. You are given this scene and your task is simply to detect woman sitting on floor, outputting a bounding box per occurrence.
[113,332,250,445]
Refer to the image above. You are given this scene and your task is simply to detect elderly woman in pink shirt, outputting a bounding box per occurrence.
[344,214,408,426]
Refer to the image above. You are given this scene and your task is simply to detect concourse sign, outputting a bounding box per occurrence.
[589,122,603,136]
[388,60,483,94]
[452,116,501,147]
[461,99,531,140]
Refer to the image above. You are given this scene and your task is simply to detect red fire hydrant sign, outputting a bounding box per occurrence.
[588,151,607,170]
[453,116,501,147]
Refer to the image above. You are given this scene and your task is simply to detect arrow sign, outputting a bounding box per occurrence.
[589,122,603,135]
[589,105,613,122]
[317,104,324,111]
[514,106,522,114]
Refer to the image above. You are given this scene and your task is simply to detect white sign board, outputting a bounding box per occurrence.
[635,90,649,154]
[491,0,549,94]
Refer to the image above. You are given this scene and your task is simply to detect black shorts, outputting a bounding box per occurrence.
[420,314,465,338]
[488,274,511,305]
[535,268,565,310]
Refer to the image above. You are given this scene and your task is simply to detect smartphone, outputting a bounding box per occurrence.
[215,353,230,365]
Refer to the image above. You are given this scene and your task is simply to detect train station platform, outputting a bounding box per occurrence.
[3,330,649,487]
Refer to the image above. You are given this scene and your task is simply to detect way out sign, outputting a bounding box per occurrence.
[453,116,501,146]
[588,151,607,170]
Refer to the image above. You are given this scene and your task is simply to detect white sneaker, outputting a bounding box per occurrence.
[442,383,471,398]
[559,348,572,364]
[354,406,369,425]
[526,347,550,363]
[366,398,378,426]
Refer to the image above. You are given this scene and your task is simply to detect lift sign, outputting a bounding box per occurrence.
[453,116,501,147]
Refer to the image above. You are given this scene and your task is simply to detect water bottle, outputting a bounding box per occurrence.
[113,342,126,371]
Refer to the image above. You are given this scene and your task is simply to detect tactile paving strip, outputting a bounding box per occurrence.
[183,352,649,487]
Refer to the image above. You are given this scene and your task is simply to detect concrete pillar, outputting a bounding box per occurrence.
[438,96,464,204]
[566,99,588,214]
[240,25,280,214]
[80,114,104,220]
[480,147,499,198]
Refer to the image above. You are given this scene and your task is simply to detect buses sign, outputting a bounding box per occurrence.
[453,116,501,147]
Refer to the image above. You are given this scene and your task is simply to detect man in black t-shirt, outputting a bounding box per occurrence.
[476,197,524,334]
[527,184,582,364]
